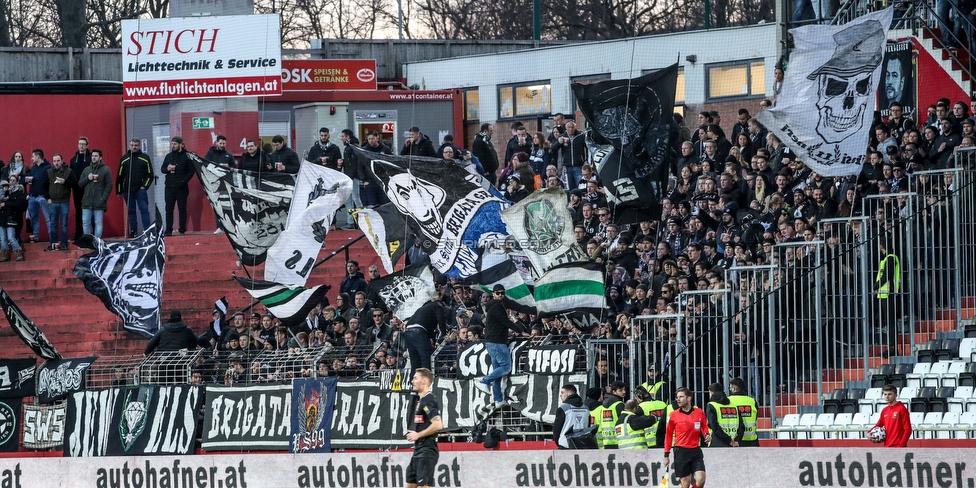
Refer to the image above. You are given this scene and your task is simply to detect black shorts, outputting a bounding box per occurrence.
[406,453,439,486]
[672,446,705,478]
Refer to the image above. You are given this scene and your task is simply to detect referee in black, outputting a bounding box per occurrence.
[406,368,442,488]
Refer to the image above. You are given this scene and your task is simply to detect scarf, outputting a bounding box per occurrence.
[317,140,332,151]
[8,161,23,176]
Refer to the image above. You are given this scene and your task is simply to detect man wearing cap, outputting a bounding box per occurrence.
[474,284,525,408]
[160,136,194,236]
[145,311,199,355]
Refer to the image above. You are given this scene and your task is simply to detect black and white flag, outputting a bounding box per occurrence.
[355,148,507,278]
[266,161,352,286]
[755,8,892,176]
[235,276,330,326]
[36,356,95,403]
[573,65,678,224]
[0,285,61,360]
[355,203,415,274]
[73,224,165,338]
[369,262,438,322]
[459,250,536,315]
[191,152,297,265]
[500,186,587,275]
[0,358,36,398]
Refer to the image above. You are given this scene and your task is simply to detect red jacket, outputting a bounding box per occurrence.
[873,401,912,447]
[665,407,709,453]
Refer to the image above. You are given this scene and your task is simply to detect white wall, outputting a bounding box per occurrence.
[404,24,779,121]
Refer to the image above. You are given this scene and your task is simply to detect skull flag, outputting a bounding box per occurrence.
[355,148,508,278]
[755,7,893,177]
[368,262,438,322]
[73,224,166,338]
[190,152,297,266]
[572,65,678,224]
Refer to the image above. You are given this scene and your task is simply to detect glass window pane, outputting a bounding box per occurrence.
[750,61,765,96]
[515,84,551,116]
[499,87,514,119]
[676,68,685,104]
[465,89,479,121]
[709,64,749,98]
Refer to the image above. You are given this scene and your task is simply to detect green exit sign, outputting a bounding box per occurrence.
[192,117,214,129]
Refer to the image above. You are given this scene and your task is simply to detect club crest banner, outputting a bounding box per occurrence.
[755,8,893,176]
[500,187,587,275]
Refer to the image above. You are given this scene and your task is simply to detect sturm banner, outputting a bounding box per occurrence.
[202,384,292,451]
[290,377,338,454]
[36,357,95,404]
[22,403,65,449]
[64,386,202,457]
[0,398,20,452]
[121,14,282,101]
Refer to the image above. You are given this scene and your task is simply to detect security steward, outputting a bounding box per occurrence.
[705,382,744,447]
[727,377,759,446]
[640,364,666,399]
[636,386,668,448]
[596,381,627,449]
[553,384,591,449]
[160,136,194,236]
[585,388,605,447]
[615,399,658,449]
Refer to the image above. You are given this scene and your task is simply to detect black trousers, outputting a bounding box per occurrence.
[164,189,188,233]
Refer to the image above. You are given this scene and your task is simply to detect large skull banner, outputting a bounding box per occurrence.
[755,7,892,177]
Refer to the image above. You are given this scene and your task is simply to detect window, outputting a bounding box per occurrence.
[706,59,765,100]
[464,88,479,121]
[498,81,551,119]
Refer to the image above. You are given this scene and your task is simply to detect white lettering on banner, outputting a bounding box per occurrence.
[37,362,91,399]
[144,387,197,454]
[66,389,119,457]
[1,449,976,486]
[22,405,65,446]
[526,348,577,374]
[204,387,292,449]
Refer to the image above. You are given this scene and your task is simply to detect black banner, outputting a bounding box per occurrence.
[330,380,412,448]
[378,368,413,392]
[0,398,21,452]
[0,358,36,399]
[22,403,65,449]
[291,377,338,454]
[36,356,95,403]
[524,345,580,375]
[202,384,292,451]
[64,385,202,456]
[455,340,529,379]
[573,65,678,224]
[0,286,61,360]
[509,373,588,424]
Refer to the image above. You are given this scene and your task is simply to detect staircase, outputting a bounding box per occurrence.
[0,229,380,359]
[914,28,973,96]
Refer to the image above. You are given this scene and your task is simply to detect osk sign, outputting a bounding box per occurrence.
[121,14,282,102]
[281,60,378,91]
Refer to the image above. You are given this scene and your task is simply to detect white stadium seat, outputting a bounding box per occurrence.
[795,413,818,440]
[778,414,800,439]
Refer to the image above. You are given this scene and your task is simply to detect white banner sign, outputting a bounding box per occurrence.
[121,14,282,101]
[0,447,966,487]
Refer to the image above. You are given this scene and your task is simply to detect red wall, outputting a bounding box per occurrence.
[912,38,970,116]
[0,94,126,239]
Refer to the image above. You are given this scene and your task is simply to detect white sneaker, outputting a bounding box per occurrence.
[474,380,491,396]
[213,228,224,234]
[494,400,509,408]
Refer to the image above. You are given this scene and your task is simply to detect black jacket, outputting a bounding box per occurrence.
[472,133,499,175]
[308,140,343,169]
[0,184,27,228]
[555,132,588,168]
[240,150,269,172]
[269,145,301,173]
[484,298,523,344]
[360,142,393,182]
[69,150,92,185]
[145,321,198,355]
[117,150,153,194]
[342,136,361,179]
[79,161,113,211]
[205,147,236,168]
[28,161,51,197]
[161,149,194,190]
[340,272,369,296]
[552,393,586,444]
[400,134,437,158]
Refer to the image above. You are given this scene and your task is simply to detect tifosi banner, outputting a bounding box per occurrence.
[281,60,377,91]
[22,403,65,449]
[524,345,581,375]
[202,384,292,451]
[0,449,975,487]
[121,14,282,101]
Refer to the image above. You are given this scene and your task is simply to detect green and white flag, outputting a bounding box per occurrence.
[235,276,330,326]
[533,261,605,317]
[500,186,587,275]
[463,251,536,315]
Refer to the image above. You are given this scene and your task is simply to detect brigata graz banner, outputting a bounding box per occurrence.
[202,384,292,451]
[330,380,412,448]
[0,448,969,487]
[121,14,282,101]
[64,386,202,457]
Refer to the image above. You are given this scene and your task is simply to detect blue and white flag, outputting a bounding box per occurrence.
[755,7,892,177]
[265,161,352,286]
